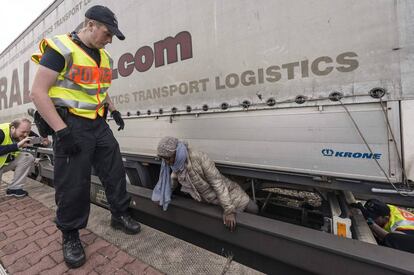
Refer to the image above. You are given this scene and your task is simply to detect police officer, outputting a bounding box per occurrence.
[363,199,414,253]
[30,5,140,268]
[0,118,35,197]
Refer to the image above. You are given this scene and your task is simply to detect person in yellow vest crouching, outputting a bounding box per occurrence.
[363,199,414,253]
[0,118,35,197]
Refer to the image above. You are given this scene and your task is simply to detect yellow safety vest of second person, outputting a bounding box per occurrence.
[0,123,20,168]
[31,34,113,119]
[384,204,414,232]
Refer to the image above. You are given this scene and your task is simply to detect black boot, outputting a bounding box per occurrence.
[111,214,141,234]
[62,231,86,268]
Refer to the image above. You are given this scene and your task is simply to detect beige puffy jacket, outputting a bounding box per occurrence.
[173,148,250,215]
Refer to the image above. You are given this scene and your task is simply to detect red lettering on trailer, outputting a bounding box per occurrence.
[115,31,193,79]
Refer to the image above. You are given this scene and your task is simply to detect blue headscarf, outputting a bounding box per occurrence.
[152,141,188,210]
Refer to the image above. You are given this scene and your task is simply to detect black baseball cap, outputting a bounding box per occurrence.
[364,199,390,219]
[85,5,125,40]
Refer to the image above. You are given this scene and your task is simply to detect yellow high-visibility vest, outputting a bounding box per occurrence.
[384,205,414,232]
[31,34,113,119]
[0,123,20,168]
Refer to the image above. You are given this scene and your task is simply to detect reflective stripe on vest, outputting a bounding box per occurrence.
[31,34,113,119]
[0,123,20,167]
[385,205,414,232]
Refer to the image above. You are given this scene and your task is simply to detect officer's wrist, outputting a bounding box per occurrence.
[55,127,70,140]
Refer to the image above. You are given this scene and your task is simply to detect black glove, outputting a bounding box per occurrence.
[55,127,81,156]
[350,202,370,219]
[111,110,124,131]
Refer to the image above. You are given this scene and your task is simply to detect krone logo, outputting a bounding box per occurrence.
[321,148,382,160]
[322,149,334,156]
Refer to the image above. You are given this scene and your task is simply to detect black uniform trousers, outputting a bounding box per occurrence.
[383,231,414,254]
[53,113,130,233]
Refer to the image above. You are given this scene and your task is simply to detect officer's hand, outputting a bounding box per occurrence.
[366,217,374,226]
[41,137,51,147]
[111,110,125,131]
[55,127,81,156]
[17,137,31,148]
[350,202,370,219]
